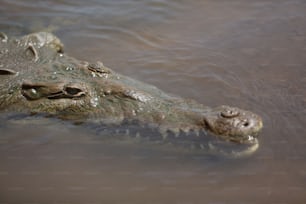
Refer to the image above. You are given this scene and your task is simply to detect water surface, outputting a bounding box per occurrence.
[0,0,305,203]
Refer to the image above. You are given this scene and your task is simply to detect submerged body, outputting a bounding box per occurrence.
[0,32,263,156]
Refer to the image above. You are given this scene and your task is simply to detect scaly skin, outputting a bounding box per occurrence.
[0,32,263,155]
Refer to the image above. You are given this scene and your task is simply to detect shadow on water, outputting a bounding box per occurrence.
[0,0,306,203]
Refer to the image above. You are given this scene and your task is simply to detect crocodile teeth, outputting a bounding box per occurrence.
[159,127,168,140]
[247,135,254,141]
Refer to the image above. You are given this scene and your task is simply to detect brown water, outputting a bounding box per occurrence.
[0,0,306,203]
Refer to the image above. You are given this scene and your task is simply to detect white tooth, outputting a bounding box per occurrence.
[136,132,140,138]
[159,127,168,140]
[181,128,189,134]
[208,142,215,150]
[168,127,180,137]
[248,135,254,141]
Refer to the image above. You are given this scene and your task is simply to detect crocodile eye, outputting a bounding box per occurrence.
[64,86,85,97]
[0,68,17,75]
[22,87,42,100]
[243,121,250,127]
[87,61,111,77]
[21,81,86,100]
[221,108,240,118]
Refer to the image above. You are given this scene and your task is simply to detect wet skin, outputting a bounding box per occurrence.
[0,32,263,155]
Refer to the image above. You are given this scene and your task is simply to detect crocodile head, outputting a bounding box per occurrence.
[203,105,263,145]
[0,32,263,156]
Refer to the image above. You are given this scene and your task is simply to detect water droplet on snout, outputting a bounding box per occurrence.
[0,49,8,54]
[90,97,99,107]
[50,71,58,79]
[65,66,74,71]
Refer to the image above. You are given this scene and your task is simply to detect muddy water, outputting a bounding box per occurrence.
[0,0,306,203]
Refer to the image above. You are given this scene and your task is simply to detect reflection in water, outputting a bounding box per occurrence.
[0,0,306,203]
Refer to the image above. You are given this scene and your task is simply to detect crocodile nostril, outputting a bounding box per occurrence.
[243,121,250,127]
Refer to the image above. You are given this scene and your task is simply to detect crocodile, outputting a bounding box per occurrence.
[0,32,263,156]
